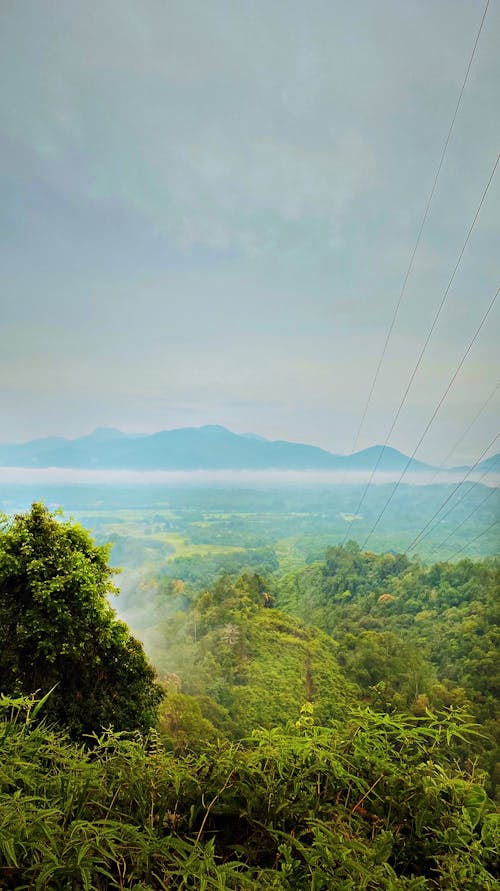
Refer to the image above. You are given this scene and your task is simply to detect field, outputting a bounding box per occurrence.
[2,479,498,592]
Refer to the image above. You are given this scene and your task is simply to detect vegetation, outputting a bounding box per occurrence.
[0,505,498,889]
[1,480,498,573]
[274,543,500,797]
[152,572,352,742]
[1,692,498,890]
[0,504,163,737]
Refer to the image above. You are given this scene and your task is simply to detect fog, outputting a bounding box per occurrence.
[0,466,498,489]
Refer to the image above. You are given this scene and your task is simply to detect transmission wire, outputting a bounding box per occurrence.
[339,0,491,493]
[426,379,500,483]
[418,456,500,550]
[429,478,499,555]
[403,429,500,552]
[446,517,500,562]
[354,158,499,549]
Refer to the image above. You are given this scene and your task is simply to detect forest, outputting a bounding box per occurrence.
[0,503,498,890]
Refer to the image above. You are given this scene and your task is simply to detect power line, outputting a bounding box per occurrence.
[426,379,500,482]
[339,0,491,492]
[361,280,498,548]
[446,517,500,562]
[404,430,500,552]
[345,155,499,547]
[429,480,499,556]
[408,453,500,553]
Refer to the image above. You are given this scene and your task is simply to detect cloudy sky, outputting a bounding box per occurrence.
[1,0,498,464]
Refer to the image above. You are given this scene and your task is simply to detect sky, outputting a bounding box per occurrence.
[0,0,499,465]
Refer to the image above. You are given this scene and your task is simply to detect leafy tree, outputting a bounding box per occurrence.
[0,503,163,736]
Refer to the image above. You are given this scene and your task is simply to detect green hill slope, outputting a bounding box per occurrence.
[148,573,353,743]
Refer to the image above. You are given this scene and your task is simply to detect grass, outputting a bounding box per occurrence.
[153,532,246,560]
[274,538,307,572]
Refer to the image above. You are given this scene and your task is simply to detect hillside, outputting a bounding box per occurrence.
[148,573,354,743]
[274,543,500,793]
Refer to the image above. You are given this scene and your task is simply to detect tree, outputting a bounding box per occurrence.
[0,503,163,736]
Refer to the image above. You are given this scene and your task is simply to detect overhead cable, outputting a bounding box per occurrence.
[339,0,492,494]
[446,517,500,562]
[356,159,499,549]
[407,448,500,553]
[430,480,499,556]
[426,379,500,482]
[405,430,499,549]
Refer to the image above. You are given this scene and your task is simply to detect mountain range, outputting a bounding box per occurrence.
[0,426,496,474]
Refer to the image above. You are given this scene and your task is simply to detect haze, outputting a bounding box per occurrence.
[1,0,499,466]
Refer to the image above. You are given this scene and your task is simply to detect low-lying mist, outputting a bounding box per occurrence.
[0,467,498,487]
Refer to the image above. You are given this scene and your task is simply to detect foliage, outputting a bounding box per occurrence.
[147,573,352,741]
[0,503,163,737]
[158,691,231,754]
[0,504,498,888]
[0,693,498,890]
[274,543,500,797]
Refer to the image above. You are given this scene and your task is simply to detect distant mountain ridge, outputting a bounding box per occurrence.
[0,425,443,472]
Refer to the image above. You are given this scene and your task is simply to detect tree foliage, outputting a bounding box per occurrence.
[148,571,352,743]
[275,542,500,796]
[0,503,162,736]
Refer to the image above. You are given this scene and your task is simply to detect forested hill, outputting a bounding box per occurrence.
[132,544,499,797]
[273,543,500,789]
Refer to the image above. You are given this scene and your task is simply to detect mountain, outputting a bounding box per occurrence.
[449,452,500,475]
[475,452,500,473]
[0,425,436,472]
[342,444,431,472]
